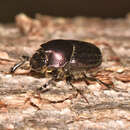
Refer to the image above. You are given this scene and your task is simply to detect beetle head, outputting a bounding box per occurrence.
[30,48,47,72]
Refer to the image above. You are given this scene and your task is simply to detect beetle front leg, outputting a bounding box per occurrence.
[10,55,30,73]
[37,78,56,93]
[37,68,61,92]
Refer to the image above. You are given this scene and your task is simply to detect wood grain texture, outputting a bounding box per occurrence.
[0,14,129,130]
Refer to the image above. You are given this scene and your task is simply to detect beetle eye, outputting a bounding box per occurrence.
[43,58,47,65]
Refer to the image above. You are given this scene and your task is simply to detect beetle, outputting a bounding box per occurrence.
[10,39,109,103]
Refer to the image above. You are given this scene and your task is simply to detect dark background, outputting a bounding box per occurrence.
[1,0,130,23]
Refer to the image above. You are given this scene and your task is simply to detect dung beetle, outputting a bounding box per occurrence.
[10,39,109,103]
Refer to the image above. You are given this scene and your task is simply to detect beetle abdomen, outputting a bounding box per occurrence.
[70,41,102,70]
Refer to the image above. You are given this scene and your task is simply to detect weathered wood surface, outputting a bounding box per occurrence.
[0,14,130,130]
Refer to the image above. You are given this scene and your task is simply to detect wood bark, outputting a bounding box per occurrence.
[0,14,130,130]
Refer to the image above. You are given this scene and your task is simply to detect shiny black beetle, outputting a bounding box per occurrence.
[30,39,102,72]
[10,39,109,102]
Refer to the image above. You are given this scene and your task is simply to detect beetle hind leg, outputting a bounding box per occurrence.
[83,73,120,92]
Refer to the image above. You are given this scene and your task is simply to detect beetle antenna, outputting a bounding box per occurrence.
[10,55,30,73]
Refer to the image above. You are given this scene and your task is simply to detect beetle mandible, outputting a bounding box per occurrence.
[10,39,109,103]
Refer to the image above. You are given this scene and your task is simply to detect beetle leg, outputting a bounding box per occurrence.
[37,69,60,92]
[37,78,56,93]
[83,73,119,92]
[66,76,89,103]
[83,73,109,87]
[10,56,30,73]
